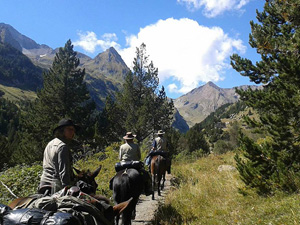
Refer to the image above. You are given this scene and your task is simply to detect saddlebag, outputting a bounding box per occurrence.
[2,207,81,225]
[114,161,144,172]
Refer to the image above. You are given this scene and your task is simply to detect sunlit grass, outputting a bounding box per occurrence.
[155,152,300,225]
[0,84,37,102]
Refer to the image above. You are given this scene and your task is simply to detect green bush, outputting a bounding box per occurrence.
[0,163,42,205]
[213,140,234,154]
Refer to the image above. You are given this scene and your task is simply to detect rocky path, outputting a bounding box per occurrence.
[132,174,172,225]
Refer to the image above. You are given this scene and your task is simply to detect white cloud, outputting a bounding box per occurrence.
[177,0,250,17]
[73,31,120,53]
[118,18,246,94]
[168,83,178,93]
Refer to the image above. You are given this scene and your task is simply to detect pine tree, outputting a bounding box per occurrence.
[116,43,174,142]
[153,86,174,131]
[231,0,300,194]
[95,95,126,147]
[14,40,96,163]
[185,128,210,154]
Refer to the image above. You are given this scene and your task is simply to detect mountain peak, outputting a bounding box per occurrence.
[107,46,118,54]
[95,47,125,66]
[206,81,219,88]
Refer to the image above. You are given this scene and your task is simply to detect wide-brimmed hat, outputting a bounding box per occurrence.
[53,118,80,134]
[123,132,136,140]
[156,130,165,135]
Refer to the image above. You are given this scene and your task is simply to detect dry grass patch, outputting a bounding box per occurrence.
[155,152,300,224]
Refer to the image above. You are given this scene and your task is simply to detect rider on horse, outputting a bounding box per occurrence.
[116,132,153,196]
[145,130,171,174]
[39,118,80,195]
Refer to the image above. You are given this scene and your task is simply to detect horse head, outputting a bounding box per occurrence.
[73,165,102,195]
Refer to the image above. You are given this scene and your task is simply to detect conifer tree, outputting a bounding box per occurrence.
[14,40,96,163]
[185,128,210,154]
[95,95,126,146]
[153,86,174,131]
[231,0,300,194]
[116,43,174,142]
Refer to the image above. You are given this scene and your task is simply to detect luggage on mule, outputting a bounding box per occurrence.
[26,194,113,225]
[1,207,81,225]
[2,190,114,225]
[114,160,144,172]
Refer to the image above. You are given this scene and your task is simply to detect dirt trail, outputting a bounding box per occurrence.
[132,174,172,225]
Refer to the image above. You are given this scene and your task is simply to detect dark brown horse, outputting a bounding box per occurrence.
[9,165,103,209]
[8,165,134,224]
[111,168,144,225]
[150,155,168,200]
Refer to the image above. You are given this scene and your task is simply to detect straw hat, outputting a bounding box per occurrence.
[156,130,165,135]
[123,132,136,140]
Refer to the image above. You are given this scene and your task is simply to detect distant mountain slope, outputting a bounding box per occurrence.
[174,82,260,128]
[85,47,129,81]
[83,47,130,108]
[0,23,54,59]
[0,23,129,109]
[0,42,43,91]
[171,108,189,133]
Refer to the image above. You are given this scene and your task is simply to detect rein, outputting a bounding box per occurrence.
[0,180,18,198]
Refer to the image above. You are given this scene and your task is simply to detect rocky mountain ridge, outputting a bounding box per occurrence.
[174,81,260,127]
[0,23,129,109]
[0,22,260,132]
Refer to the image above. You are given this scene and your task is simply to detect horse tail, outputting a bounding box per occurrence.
[120,170,131,201]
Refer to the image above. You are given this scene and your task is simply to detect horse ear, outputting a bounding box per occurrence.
[91,165,102,178]
[73,167,81,175]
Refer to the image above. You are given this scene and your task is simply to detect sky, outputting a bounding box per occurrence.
[0,0,265,99]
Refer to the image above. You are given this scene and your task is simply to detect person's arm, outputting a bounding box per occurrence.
[119,146,123,161]
[152,139,157,151]
[57,146,72,187]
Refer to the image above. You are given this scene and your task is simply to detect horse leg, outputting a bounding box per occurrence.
[131,208,136,219]
[152,173,155,200]
[122,198,137,225]
[157,174,162,196]
[161,171,166,190]
[115,214,120,225]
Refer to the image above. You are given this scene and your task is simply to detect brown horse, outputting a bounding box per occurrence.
[7,165,134,224]
[150,154,168,200]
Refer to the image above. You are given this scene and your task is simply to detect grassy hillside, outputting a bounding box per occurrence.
[154,152,300,225]
[0,84,37,102]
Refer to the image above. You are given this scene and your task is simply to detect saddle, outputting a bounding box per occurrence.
[110,161,146,191]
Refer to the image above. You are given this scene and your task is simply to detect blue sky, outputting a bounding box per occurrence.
[0,0,265,99]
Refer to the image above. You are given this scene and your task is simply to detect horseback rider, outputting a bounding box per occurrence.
[39,118,80,195]
[119,132,141,162]
[117,132,153,196]
[145,130,171,173]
